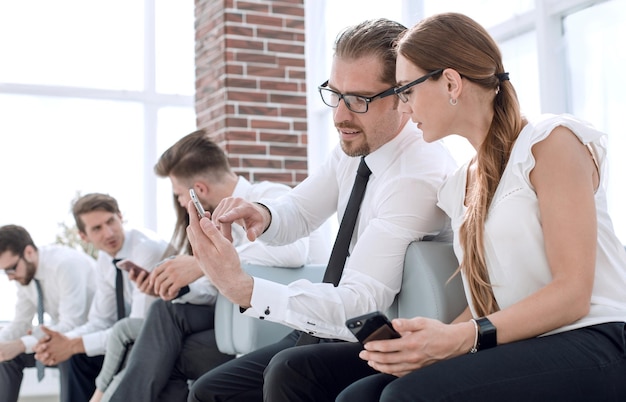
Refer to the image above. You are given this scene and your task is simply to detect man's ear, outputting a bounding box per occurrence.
[23,244,36,261]
[442,68,463,100]
[78,230,89,243]
[193,181,210,197]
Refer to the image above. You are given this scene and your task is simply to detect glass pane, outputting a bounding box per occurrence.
[0,94,145,247]
[155,0,196,95]
[499,30,540,119]
[0,0,144,90]
[155,107,198,240]
[564,0,626,243]
[423,0,534,28]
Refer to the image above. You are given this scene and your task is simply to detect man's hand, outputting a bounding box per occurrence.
[150,255,202,301]
[211,197,271,242]
[33,326,84,365]
[187,201,254,307]
[0,340,25,362]
[128,266,157,297]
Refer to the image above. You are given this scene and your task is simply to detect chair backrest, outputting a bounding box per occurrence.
[214,241,467,356]
[388,241,466,323]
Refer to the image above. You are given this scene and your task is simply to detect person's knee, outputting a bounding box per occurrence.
[148,298,169,314]
[0,357,26,377]
[187,377,216,402]
[263,348,295,386]
[379,376,422,402]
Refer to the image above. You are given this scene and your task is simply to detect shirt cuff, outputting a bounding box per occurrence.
[79,331,107,356]
[172,280,218,305]
[20,335,37,354]
[242,276,289,320]
[258,203,281,241]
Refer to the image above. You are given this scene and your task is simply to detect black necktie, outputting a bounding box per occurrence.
[112,259,125,321]
[33,279,45,381]
[297,157,372,345]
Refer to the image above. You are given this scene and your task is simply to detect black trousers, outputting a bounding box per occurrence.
[188,330,376,402]
[337,322,626,402]
[58,353,104,402]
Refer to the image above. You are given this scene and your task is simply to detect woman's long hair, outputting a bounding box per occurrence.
[397,13,526,316]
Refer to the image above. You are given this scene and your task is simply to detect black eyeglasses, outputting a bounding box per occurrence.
[394,69,444,103]
[318,81,396,114]
[1,254,22,276]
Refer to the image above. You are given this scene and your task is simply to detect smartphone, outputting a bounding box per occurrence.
[175,285,190,299]
[345,311,401,345]
[115,259,150,277]
[189,188,206,218]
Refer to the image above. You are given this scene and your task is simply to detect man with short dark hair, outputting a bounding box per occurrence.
[0,224,96,402]
[33,193,173,402]
[102,131,314,402]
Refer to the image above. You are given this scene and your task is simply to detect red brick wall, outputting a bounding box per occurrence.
[194,0,308,186]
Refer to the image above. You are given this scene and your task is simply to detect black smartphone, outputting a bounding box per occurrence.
[175,285,190,299]
[345,311,401,345]
[115,259,150,277]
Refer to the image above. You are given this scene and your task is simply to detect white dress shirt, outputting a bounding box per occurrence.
[177,176,311,305]
[438,113,626,334]
[0,245,97,353]
[246,121,458,341]
[64,227,171,356]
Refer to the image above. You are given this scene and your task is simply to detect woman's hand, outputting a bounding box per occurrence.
[359,317,475,377]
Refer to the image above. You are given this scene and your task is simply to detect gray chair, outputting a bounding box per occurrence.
[214,241,467,356]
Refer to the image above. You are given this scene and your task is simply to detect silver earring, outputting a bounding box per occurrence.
[449,98,457,106]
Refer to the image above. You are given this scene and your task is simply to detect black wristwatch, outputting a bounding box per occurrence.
[475,317,497,350]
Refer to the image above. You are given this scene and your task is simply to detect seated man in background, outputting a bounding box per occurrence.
[33,193,173,402]
[93,130,315,402]
[0,224,96,402]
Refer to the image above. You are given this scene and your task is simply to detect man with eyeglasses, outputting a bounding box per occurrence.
[185,18,457,402]
[0,224,97,402]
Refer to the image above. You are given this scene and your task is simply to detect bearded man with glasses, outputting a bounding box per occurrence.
[0,224,97,402]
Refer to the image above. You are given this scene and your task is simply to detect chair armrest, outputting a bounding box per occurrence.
[215,242,467,355]
[214,264,325,355]
[394,241,467,323]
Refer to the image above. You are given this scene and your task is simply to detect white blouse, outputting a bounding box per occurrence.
[438,113,626,335]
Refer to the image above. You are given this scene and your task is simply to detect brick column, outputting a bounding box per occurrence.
[194,0,308,186]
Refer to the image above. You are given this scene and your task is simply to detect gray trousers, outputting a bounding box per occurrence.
[0,352,72,402]
[107,299,234,402]
[95,317,144,398]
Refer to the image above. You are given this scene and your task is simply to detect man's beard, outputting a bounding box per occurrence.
[20,260,37,286]
[336,124,370,157]
[340,140,369,157]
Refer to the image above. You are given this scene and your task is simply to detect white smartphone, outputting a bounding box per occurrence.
[189,188,206,218]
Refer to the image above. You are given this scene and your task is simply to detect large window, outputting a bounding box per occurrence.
[0,0,195,322]
[306,0,625,242]
[564,0,626,240]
